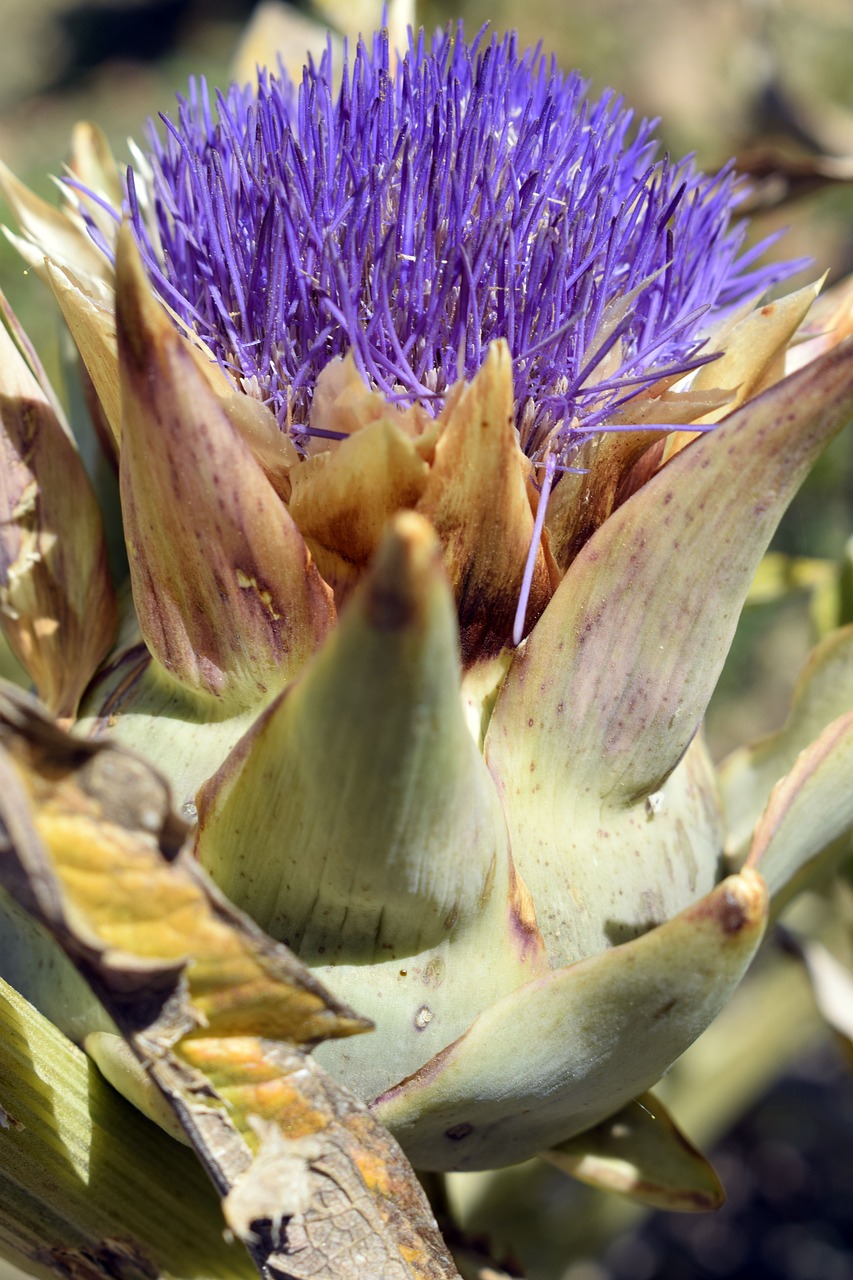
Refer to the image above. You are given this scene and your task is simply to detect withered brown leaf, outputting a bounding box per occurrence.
[0,682,460,1280]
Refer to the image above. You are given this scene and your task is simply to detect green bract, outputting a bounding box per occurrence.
[1,20,853,1258]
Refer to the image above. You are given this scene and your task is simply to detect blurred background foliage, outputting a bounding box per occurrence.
[1,2,853,1278]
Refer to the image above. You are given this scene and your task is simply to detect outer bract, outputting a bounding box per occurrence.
[2,22,853,1203]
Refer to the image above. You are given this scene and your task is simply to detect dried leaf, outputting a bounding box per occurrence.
[0,683,460,1280]
[0,292,116,718]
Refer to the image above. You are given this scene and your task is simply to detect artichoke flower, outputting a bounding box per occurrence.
[3,20,853,1204]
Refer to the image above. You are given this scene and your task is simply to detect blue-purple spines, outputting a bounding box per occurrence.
[100,26,796,464]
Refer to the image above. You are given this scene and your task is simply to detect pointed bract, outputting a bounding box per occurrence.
[68,122,123,248]
[197,512,503,950]
[46,260,121,445]
[115,224,335,706]
[720,623,853,859]
[485,343,853,964]
[544,428,668,572]
[197,513,548,1098]
[543,1090,724,1212]
[489,339,853,807]
[0,300,116,718]
[746,710,853,910]
[373,870,767,1171]
[289,413,431,599]
[0,157,112,291]
[221,386,299,502]
[416,342,554,661]
[689,279,824,416]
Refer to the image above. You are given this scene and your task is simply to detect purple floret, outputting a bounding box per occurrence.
[109,25,797,463]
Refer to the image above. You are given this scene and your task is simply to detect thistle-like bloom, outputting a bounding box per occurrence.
[120,27,786,454]
[2,19,853,1217]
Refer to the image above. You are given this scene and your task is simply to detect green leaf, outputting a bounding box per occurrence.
[0,976,253,1280]
[720,624,853,860]
[543,1090,724,1212]
[746,711,853,911]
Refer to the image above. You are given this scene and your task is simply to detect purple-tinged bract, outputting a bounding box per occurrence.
[113,26,795,460]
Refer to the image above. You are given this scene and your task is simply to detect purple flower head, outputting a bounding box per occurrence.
[109,25,796,464]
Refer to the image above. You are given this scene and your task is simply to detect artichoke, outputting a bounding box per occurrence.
[2,17,853,1223]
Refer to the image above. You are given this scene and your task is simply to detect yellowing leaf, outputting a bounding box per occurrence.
[0,683,460,1280]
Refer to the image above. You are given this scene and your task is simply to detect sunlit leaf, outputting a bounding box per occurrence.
[0,684,460,1280]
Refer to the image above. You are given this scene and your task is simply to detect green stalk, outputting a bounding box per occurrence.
[0,977,254,1280]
